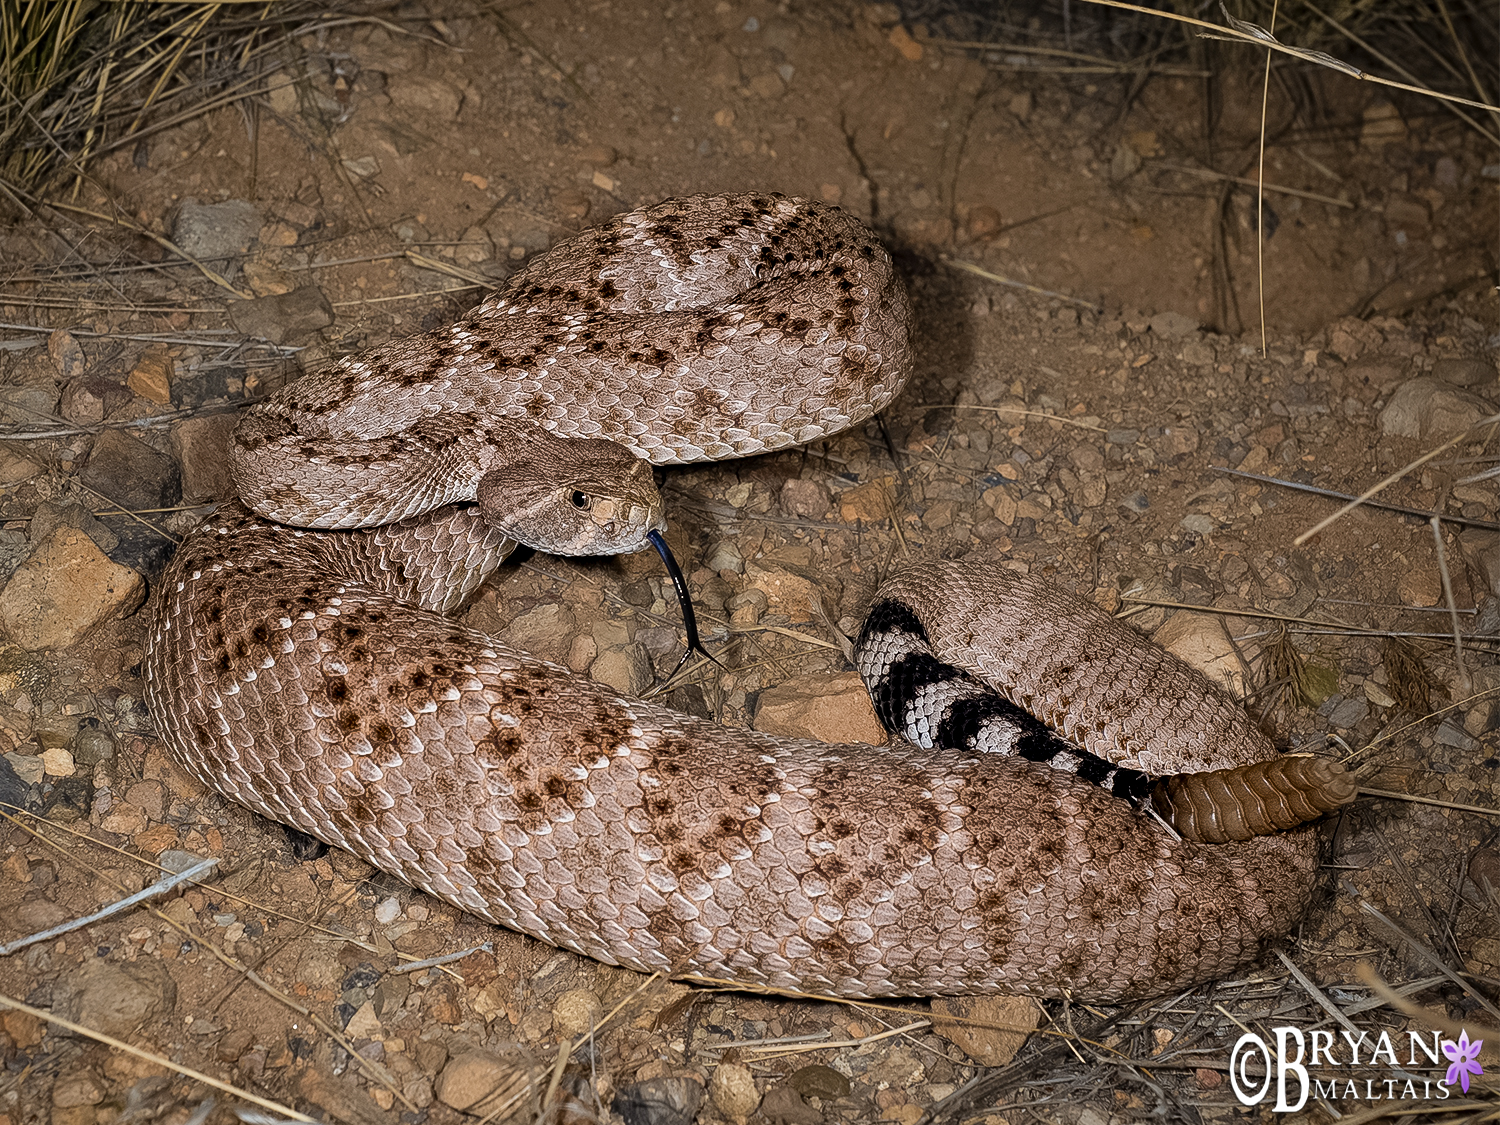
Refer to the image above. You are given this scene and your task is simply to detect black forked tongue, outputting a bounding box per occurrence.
[647,529,722,680]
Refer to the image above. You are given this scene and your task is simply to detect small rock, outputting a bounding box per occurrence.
[173,199,261,279]
[1432,357,1495,388]
[1378,378,1497,440]
[781,478,831,520]
[344,1000,382,1039]
[1469,848,1500,895]
[81,429,182,512]
[1180,513,1215,536]
[127,347,173,406]
[1152,613,1245,695]
[761,1086,822,1124]
[966,204,1002,239]
[436,1046,536,1115]
[243,258,296,295]
[158,849,209,874]
[580,144,618,167]
[41,746,75,777]
[887,24,923,61]
[388,74,463,119]
[455,225,493,264]
[169,414,238,504]
[748,72,785,98]
[52,1068,105,1108]
[707,540,744,574]
[613,1076,705,1125]
[838,477,895,523]
[47,329,86,381]
[1148,311,1199,339]
[100,800,147,835]
[228,285,334,345]
[553,189,590,222]
[1361,99,1407,148]
[786,1065,850,1102]
[1397,564,1442,607]
[74,727,116,766]
[1326,697,1369,729]
[59,958,177,1038]
[30,500,119,556]
[1327,317,1383,363]
[552,988,602,1037]
[59,377,131,424]
[753,671,887,744]
[0,447,39,486]
[499,603,576,664]
[931,995,1039,1065]
[373,896,401,925]
[2,1008,43,1049]
[4,750,41,789]
[297,1066,388,1125]
[0,528,145,649]
[710,1061,760,1120]
[591,645,652,695]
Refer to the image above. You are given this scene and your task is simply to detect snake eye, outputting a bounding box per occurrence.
[571,490,591,510]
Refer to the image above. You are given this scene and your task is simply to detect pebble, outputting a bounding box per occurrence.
[787,1064,850,1099]
[51,1068,105,1108]
[58,958,177,1038]
[930,995,1039,1065]
[435,1046,535,1114]
[59,377,131,424]
[169,414,238,504]
[500,603,576,663]
[710,1060,760,1120]
[227,286,334,346]
[4,750,42,785]
[127,347,173,405]
[752,671,888,744]
[1152,614,1245,695]
[761,1085,822,1123]
[1325,697,1370,729]
[344,1000,382,1039]
[1396,564,1441,607]
[707,540,744,574]
[0,528,145,648]
[1432,357,1495,387]
[613,1075,705,1125]
[590,645,652,695]
[172,199,261,279]
[1378,377,1497,439]
[966,204,1002,238]
[387,74,463,118]
[41,747,75,777]
[0,644,49,697]
[373,896,401,925]
[780,478,831,519]
[1148,310,1199,338]
[74,727,116,766]
[552,987,602,1037]
[81,430,182,513]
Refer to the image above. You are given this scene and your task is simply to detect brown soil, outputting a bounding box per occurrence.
[0,2,1497,1124]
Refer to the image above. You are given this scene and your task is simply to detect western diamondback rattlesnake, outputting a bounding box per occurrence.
[144,193,1350,1000]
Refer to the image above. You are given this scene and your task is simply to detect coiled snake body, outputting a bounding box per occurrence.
[146,194,1347,1000]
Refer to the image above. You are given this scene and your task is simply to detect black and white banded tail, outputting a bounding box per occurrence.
[854,595,1355,844]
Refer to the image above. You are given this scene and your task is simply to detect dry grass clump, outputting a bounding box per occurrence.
[0,0,329,194]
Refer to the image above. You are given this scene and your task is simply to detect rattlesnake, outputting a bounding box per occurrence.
[144,193,1351,1000]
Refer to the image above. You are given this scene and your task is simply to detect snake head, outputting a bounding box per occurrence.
[475,429,665,556]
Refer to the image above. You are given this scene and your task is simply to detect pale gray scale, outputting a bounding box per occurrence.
[901,678,990,749]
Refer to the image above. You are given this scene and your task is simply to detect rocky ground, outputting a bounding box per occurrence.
[0,1,1497,1123]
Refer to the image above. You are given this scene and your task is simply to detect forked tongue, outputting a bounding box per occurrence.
[647,529,722,680]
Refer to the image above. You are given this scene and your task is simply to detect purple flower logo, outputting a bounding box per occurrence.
[1443,1031,1484,1094]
